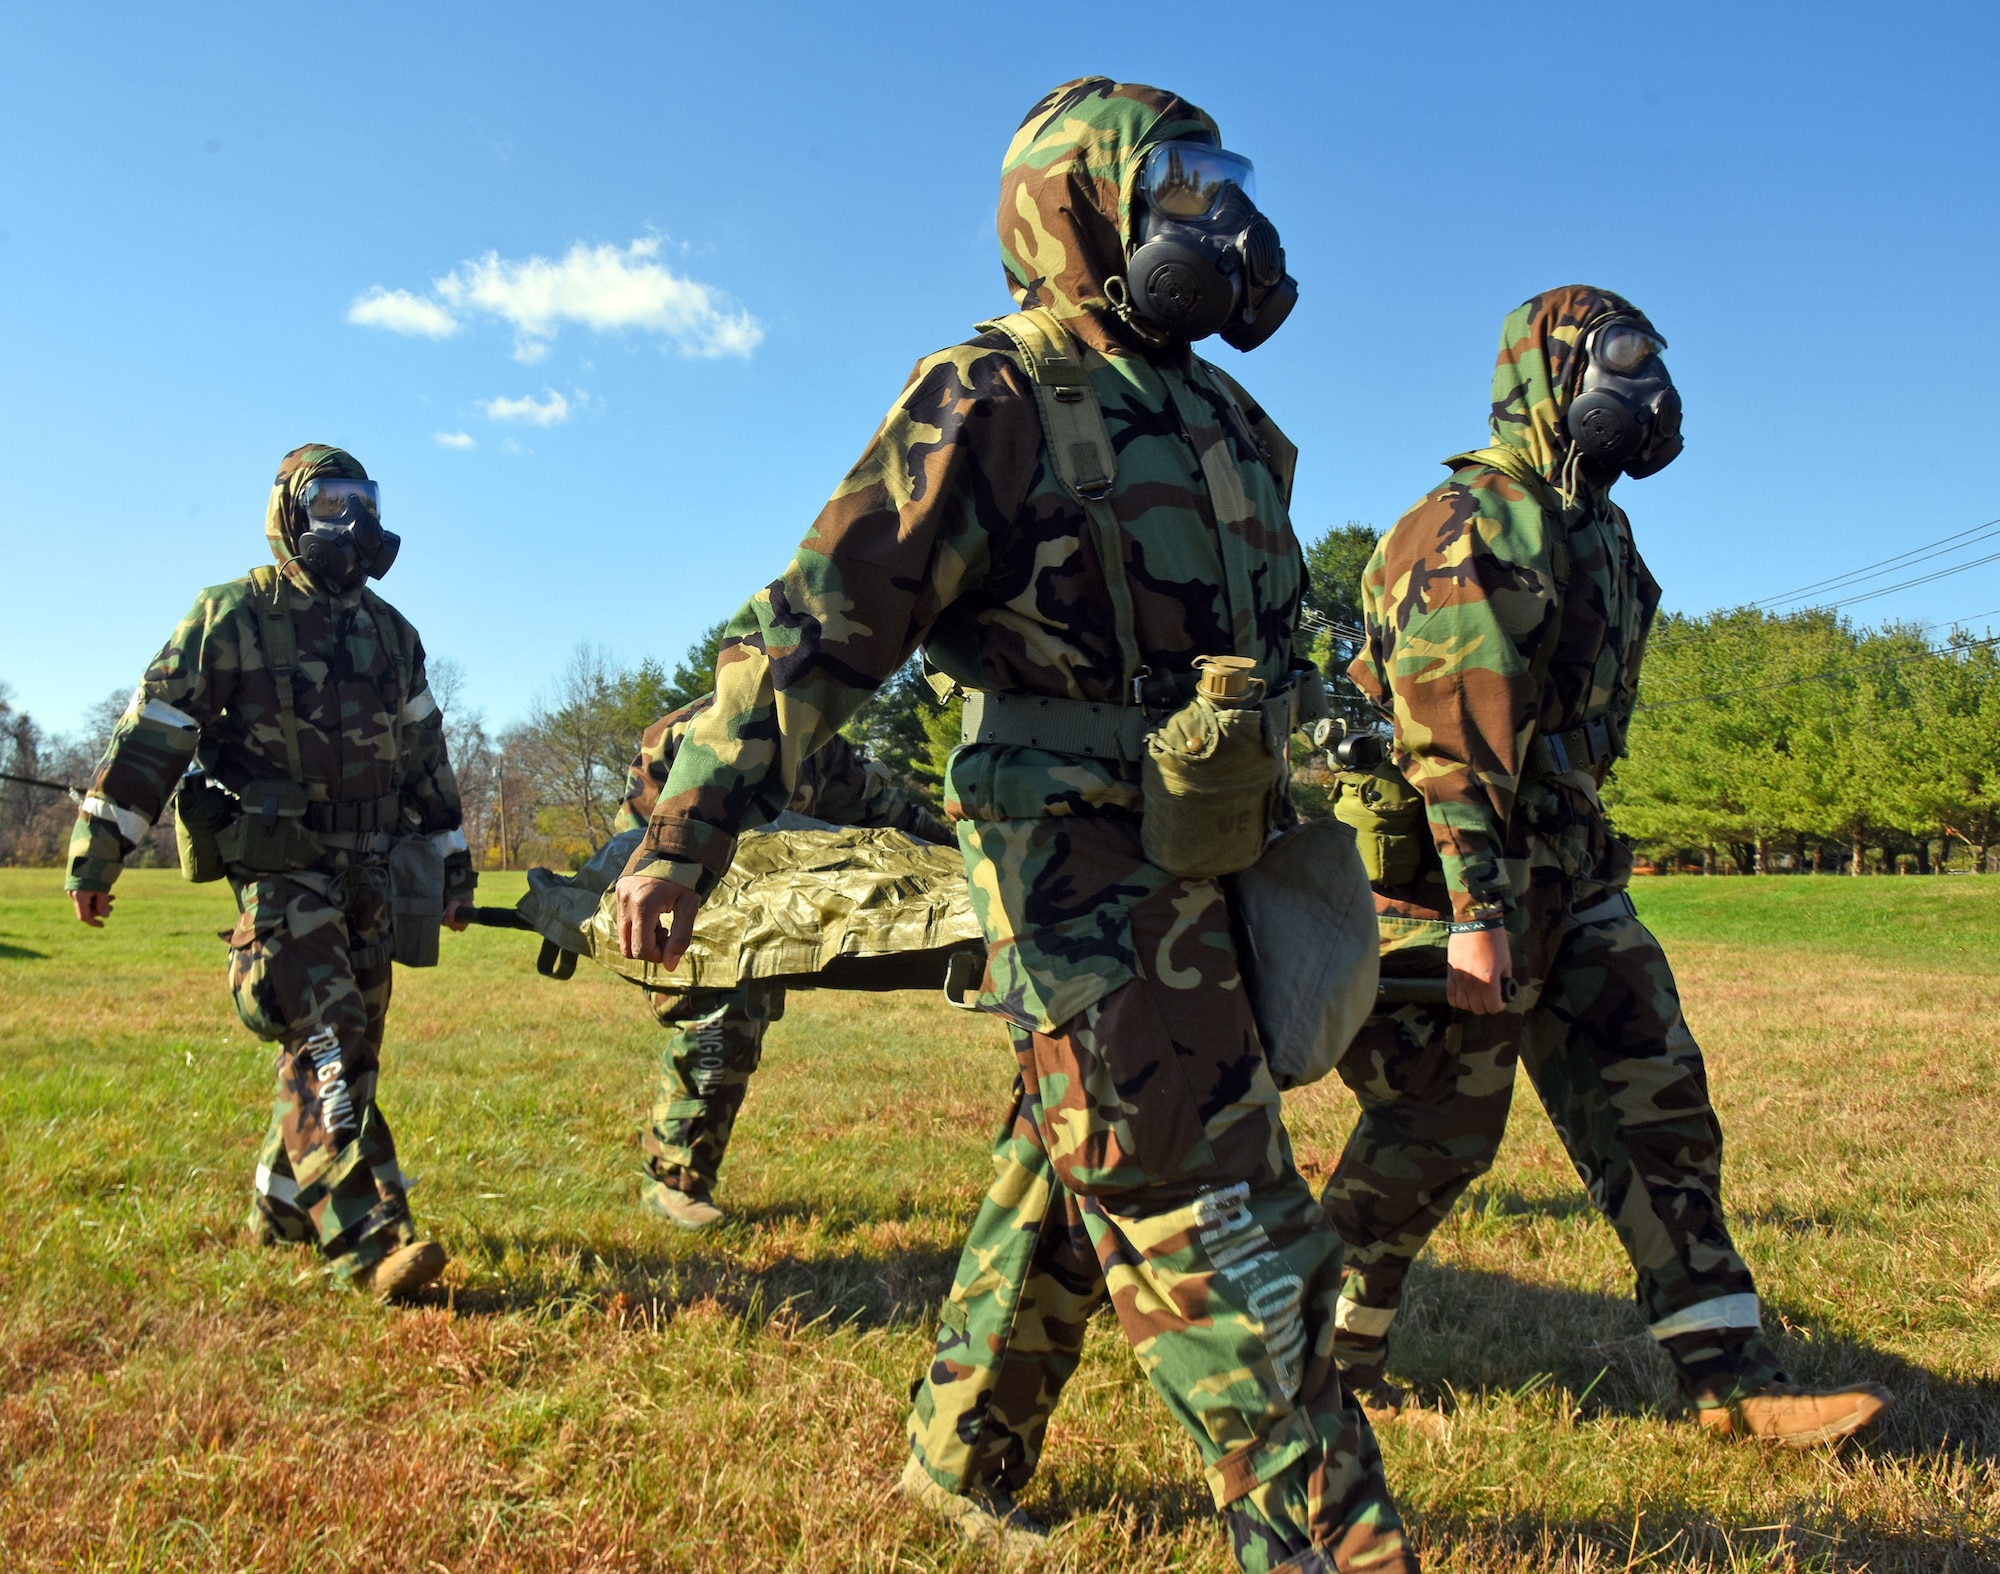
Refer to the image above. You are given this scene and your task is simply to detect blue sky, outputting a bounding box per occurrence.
[4,2,1997,736]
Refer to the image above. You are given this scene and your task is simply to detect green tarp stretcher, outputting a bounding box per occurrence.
[468,812,1379,1089]
[482,815,986,997]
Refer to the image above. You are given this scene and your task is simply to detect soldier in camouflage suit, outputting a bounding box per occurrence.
[65,444,474,1302]
[616,693,951,1228]
[613,79,1415,1574]
[1323,288,1891,1445]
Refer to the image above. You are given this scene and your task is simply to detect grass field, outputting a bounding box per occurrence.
[1,868,1996,1572]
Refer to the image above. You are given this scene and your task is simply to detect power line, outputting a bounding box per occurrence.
[1741,515,2000,610]
[1795,547,2000,612]
[1300,609,1366,644]
[1648,580,2000,655]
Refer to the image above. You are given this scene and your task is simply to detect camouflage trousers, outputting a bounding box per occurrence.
[908,879,1413,1574]
[231,865,417,1275]
[1322,887,1784,1408]
[641,982,783,1192]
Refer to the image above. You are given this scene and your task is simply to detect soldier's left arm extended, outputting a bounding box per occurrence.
[1354,480,1560,924]
[66,589,239,892]
[396,637,477,904]
[613,699,713,834]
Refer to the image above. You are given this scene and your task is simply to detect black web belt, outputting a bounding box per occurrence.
[960,691,1149,762]
[303,793,404,834]
[1530,717,1618,778]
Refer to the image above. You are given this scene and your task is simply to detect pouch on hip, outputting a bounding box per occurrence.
[214,778,322,874]
[387,833,446,968]
[174,772,234,883]
[1140,658,1286,880]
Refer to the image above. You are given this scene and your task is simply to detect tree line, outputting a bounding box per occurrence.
[5,525,1994,877]
[1606,609,2000,874]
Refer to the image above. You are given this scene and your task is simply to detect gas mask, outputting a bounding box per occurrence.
[293,476,399,591]
[1566,321,1684,479]
[1121,141,1298,351]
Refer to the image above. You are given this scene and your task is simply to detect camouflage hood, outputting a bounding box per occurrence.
[998,76,1217,335]
[1482,286,1663,486]
[264,443,370,594]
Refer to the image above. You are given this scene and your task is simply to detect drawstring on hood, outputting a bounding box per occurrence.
[1481,285,1663,501]
[998,77,1218,350]
[265,443,370,596]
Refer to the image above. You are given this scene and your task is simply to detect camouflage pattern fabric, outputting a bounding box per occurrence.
[1349,287,1661,927]
[640,980,781,1192]
[66,444,474,900]
[616,692,952,846]
[67,444,470,1272]
[619,694,949,1196]
[1323,878,1784,1407]
[631,77,1305,1037]
[235,867,417,1275]
[628,78,1399,1569]
[1327,291,1781,1408]
[907,876,1410,1573]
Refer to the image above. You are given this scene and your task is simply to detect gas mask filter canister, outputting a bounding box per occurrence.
[293,476,399,589]
[1566,321,1685,479]
[1123,141,1298,351]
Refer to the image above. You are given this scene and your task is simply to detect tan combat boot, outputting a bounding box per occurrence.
[641,1170,724,1231]
[1697,1382,1893,1446]
[1349,1375,1410,1427]
[350,1240,448,1303]
[898,1456,1048,1560]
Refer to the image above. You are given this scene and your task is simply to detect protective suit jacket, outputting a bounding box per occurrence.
[615,692,950,846]
[631,79,1306,1032]
[66,447,474,901]
[1350,287,1662,928]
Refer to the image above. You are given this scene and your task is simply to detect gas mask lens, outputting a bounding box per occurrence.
[1590,323,1666,374]
[1138,142,1257,220]
[299,477,381,525]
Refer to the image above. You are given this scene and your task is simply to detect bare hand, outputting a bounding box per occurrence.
[442,900,470,933]
[615,875,700,969]
[1447,927,1513,1014]
[70,890,114,927]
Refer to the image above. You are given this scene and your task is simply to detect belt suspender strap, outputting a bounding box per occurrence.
[979,308,1145,697]
[960,690,1148,762]
[248,566,304,783]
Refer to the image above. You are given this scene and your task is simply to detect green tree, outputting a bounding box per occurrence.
[660,620,727,713]
[1300,522,1380,722]
[841,658,955,811]
[1887,627,2000,871]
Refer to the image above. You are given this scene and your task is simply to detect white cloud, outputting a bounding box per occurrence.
[347,287,459,339]
[434,431,476,449]
[348,237,761,360]
[482,390,570,427]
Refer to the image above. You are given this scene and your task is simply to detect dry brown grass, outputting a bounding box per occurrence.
[1,869,1995,1571]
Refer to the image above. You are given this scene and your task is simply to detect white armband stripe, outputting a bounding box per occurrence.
[403,689,438,723]
[141,698,198,730]
[1333,1298,1398,1338]
[429,828,468,855]
[1648,1294,1761,1341]
[83,795,152,844]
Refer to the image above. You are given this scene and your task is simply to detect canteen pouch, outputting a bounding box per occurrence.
[1331,763,1430,887]
[214,778,320,874]
[1141,691,1286,880]
[387,834,446,969]
[173,773,233,884]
